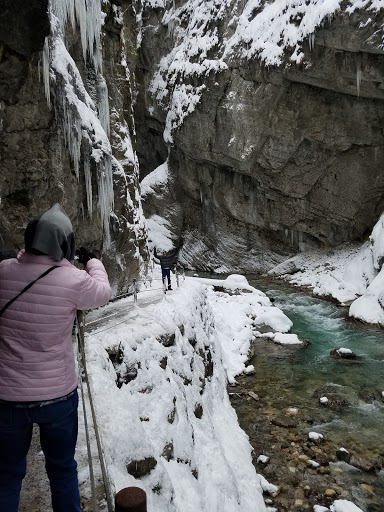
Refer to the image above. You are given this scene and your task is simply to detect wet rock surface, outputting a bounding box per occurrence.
[139,5,384,272]
[228,340,384,512]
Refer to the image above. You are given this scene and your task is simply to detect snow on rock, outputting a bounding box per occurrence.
[223,274,253,290]
[258,474,278,495]
[273,333,302,345]
[225,0,384,66]
[269,243,367,303]
[257,455,270,464]
[85,277,269,511]
[143,0,384,141]
[330,499,365,512]
[193,275,296,381]
[346,213,384,326]
[269,211,384,326]
[307,459,320,468]
[140,161,169,198]
[370,212,384,270]
[145,214,175,252]
[349,266,384,326]
[314,505,330,512]
[308,432,324,442]
[253,308,293,334]
[337,348,353,355]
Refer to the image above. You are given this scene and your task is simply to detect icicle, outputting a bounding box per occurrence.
[356,54,362,98]
[83,156,93,217]
[42,37,51,109]
[309,33,315,51]
[51,0,102,73]
[47,0,114,247]
[97,75,110,137]
[97,156,114,248]
[298,231,304,252]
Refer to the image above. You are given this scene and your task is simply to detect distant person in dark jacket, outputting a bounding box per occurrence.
[154,247,178,290]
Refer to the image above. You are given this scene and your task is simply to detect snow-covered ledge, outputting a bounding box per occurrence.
[269,212,384,327]
[85,276,285,511]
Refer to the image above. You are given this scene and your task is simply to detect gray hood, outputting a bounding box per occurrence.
[24,204,75,261]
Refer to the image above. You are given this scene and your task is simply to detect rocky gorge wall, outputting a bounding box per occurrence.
[2,0,384,279]
[137,1,384,272]
[0,0,149,292]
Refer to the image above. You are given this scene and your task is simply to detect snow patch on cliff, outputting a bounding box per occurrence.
[143,0,384,141]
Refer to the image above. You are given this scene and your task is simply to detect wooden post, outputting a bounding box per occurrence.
[115,487,147,512]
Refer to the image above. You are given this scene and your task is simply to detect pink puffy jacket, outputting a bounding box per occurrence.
[0,252,112,401]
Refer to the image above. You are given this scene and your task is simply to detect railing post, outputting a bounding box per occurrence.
[115,487,147,512]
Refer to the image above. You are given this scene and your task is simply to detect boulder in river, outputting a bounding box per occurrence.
[330,348,357,359]
[336,448,351,463]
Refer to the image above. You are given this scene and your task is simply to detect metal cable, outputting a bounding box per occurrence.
[77,352,98,511]
[87,314,138,337]
[77,311,115,512]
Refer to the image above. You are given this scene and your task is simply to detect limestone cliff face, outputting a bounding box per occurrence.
[0,0,149,291]
[2,1,384,278]
[137,1,384,272]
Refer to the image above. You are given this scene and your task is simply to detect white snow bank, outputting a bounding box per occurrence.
[140,161,169,198]
[330,499,365,512]
[273,333,302,345]
[269,212,384,326]
[370,212,384,270]
[193,275,296,380]
[85,276,269,511]
[349,265,384,326]
[194,274,264,293]
[253,309,293,334]
[146,215,175,252]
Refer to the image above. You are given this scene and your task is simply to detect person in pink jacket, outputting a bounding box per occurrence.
[0,204,112,512]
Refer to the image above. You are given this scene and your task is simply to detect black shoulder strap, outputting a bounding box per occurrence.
[0,265,59,319]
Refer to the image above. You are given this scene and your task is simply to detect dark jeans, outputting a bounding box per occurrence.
[161,268,171,289]
[0,391,81,512]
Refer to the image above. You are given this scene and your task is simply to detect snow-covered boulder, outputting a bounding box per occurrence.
[330,499,364,512]
[348,266,384,327]
[253,309,293,334]
[330,348,357,359]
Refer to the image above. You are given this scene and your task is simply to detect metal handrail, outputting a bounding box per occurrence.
[77,311,115,512]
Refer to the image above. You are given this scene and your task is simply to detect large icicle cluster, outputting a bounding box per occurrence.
[51,0,103,72]
[145,0,384,142]
[43,0,113,246]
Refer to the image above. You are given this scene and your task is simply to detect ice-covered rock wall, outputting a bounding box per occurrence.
[2,0,384,279]
[137,0,384,272]
[0,0,149,291]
